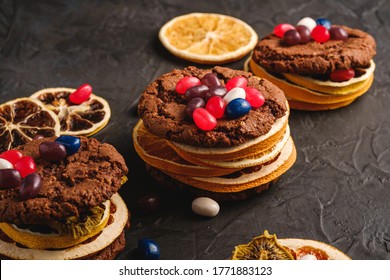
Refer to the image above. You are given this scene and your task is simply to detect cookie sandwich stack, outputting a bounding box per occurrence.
[133,66,296,201]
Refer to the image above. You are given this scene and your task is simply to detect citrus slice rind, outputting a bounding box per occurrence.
[163,137,296,193]
[232,230,294,260]
[0,193,128,260]
[30,88,111,137]
[0,200,111,250]
[279,239,351,260]
[0,98,60,153]
[159,13,258,64]
[247,58,374,105]
[133,120,239,177]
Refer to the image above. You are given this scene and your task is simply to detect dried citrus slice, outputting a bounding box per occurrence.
[159,13,258,64]
[133,120,237,177]
[0,98,60,153]
[30,87,111,136]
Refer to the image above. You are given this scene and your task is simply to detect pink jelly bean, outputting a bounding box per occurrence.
[193,108,217,131]
[225,76,248,92]
[206,96,226,119]
[69,84,92,104]
[311,25,330,43]
[330,69,355,82]
[176,76,201,94]
[245,87,265,108]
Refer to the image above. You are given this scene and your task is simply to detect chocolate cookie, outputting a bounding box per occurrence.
[253,25,376,76]
[138,66,287,147]
[0,136,128,226]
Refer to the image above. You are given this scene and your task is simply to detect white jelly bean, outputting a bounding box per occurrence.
[297,17,317,32]
[192,197,220,217]
[299,254,317,260]
[0,158,13,170]
[223,87,246,104]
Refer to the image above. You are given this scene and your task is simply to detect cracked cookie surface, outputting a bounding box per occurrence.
[0,137,128,226]
[138,66,288,148]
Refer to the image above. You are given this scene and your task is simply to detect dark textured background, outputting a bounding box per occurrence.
[1,0,389,260]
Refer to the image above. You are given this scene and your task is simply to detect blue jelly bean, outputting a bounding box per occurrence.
[316,18,331,29]
[138,238,160,260]
[55,135,81,156]
[226,98,251,119]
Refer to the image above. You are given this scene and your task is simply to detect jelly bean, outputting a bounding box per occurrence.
[184,84,209,101]
[204,86,227,101]
[55,135,81,156]
[14,156,36,178]
[225,76,248,91]
[296,17,317,32]
[296,25,311,43]
[316,18,331,30]
[0,149,23,165]
[39,141,67,161]
[0,169,22,189]
[311,25,330,43]
[299,254,317,260]
[206,96,226,119]
[330,69,355,82]
[283,29,301,46]
[191,197,220,217]
[225,98,251,119]
[193,108,217,131]
[186,97,205,118]
[0,158,13,170]
[245,87,265,108]
[329,27,348,41]
[138,238,160,260]
[200,73,221,88]
[273,23,295,38]
[33,134,45,140]
[69,83,92,105]
[223,87,246,104]
[175,76,201,94]
[19,173,43,200]
[136,193,161,214]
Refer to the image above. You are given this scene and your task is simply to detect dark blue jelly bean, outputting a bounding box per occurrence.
[138,238,160,260]
[55,135,81,155]
[316,18,331,29]
[225,98,251,119]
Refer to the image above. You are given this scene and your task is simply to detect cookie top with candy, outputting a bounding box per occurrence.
[138,66,288,148]
[252,17,376,76]
[0,136,128,226]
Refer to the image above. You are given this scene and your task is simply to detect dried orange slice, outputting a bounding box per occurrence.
[30,88,111,136]
[0,98,60,153]
[133,120,237,177]
[159,13,258,64]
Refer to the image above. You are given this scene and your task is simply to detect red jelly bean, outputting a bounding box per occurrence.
[225,76,248,92]
[273,23,295,38]
[14,156,36,178]
[69,84,92,104]
[245,87,265,108]
[205,96,226,119]
[311,25,330,43]
[193,108,217,131]
[176,76,201,94]
[0,150,23,165]
[330,69,355,82]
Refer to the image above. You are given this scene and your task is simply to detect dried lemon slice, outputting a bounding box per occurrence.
[0,98,60,152]
[133,120,237,177]
[159,13,258,64]
[30,88,111,136]
[232,230,294,260]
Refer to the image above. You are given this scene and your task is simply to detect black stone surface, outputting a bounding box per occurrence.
[1,0,389,260]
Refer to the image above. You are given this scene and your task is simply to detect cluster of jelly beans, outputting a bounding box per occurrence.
[176,73,265,131]
[0,135,81,200]
[274,17,355,82]
[68,83,92,104]
[274,17,348,45]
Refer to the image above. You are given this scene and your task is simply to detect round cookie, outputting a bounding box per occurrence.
[138,66,288,148]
